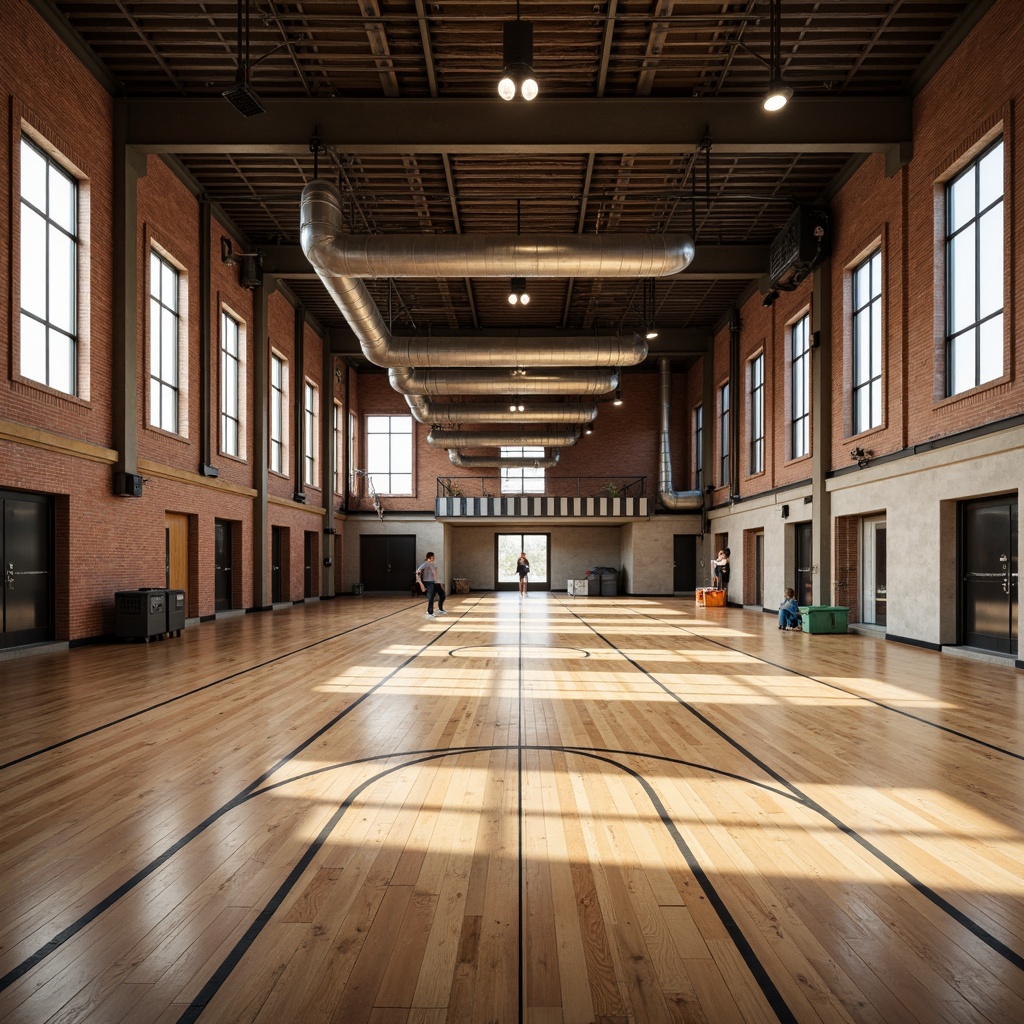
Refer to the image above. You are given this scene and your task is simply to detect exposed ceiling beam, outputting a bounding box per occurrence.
[125,96,911,155]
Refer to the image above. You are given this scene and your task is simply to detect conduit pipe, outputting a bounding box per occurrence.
[404,394,597,426]
[658,357,703,511]
[448,450,561,469]
[427,428,580,449]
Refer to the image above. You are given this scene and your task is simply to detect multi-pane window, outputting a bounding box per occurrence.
[500,446,545,494]
[366,415,412,494]
[348,412,356,496]
[334,402,345,495]
[270,353,286,474]
[852,250,882,433]
[694,405,703,491]
[149,251,180,433]
[20,136,77,395]
[303,381,318,486]
[220,311,241,457]
[947,137,1004,395]
[749,353,764,475]
[791,314,810,458]
[719,384,730,487]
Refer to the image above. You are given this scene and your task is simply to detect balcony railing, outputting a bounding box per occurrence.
[436,476,646,499]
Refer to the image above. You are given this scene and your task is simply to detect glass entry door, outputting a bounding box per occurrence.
[496,533,549,591]
[861,517,887,625]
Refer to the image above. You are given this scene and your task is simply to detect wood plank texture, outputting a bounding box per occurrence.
[1,593,1023,1023]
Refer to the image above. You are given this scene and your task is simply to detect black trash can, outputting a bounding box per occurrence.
[600,573,618,597]
[115,589,167,641]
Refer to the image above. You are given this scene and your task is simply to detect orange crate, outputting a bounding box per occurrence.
[696,588,726,607]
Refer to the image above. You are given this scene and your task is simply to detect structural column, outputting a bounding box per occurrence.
[811,265,833,605]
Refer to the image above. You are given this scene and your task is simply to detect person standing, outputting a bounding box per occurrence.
[712,547,730,593]
[415,551,447,618]
[516,553,530,596]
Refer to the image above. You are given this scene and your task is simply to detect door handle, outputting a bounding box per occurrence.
[5,563,13,589]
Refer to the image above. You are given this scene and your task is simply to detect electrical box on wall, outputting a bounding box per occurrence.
[115,471,143,498]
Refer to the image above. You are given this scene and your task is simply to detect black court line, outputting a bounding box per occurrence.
[633,603,1024,761]
[0,602,420,773]
[516,596,526,1024]
[555,595,1024,974]
[0,602,478,993]
[173,742,800,1024]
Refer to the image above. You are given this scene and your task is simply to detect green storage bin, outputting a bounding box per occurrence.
[798,606,849,634]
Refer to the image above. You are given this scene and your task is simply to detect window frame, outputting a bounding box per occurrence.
[851,249,883,434]
[790,313,810,459]
[694,404,703,492]
[749,352,765,476]
[149,248,181,434]
[500,446,546,495]
[303,379,318,488]
[718,383,730,487]
[220,308,243,458]
[270,352,287,475]
[19,133,79,397]
[365,414,414,496]
[944,135,1004,397]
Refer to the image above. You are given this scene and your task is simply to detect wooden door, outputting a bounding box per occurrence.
[165,512,189,605]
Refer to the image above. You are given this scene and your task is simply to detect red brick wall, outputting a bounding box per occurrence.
[834,516,861,622]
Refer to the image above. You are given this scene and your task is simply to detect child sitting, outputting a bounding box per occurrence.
[778,589,801,630]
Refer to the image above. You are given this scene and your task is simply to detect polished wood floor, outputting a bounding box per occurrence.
[2,593,1024,1024]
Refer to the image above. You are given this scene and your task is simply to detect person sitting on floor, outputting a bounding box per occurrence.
[779,588,801,630]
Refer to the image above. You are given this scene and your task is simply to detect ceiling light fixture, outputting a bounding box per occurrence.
[508,277,530,305]
[613,388,623,406]
[643,279,659,339]
[499,2,538,101]
[762,0,791,112]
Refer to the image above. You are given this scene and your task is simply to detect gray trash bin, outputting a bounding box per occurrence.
[115,589,166,641]
[166,589,185,636]
[601,574,618,597]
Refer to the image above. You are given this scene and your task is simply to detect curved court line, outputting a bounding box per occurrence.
[173,743,800,1024]
[555,597,1024,973]
[0,608,473,993]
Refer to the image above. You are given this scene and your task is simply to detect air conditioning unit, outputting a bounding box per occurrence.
[768,205,830,291]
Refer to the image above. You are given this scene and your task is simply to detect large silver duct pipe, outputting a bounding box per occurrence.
[405,394,597,426]
[302,179,695,279]
[428,428,580,449]
[389,366,619,397]
[658,357,703,511]
[300,179,693,370]
[449,450,561,469]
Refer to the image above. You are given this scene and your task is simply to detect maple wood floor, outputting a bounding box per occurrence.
[1,592,1023,1023]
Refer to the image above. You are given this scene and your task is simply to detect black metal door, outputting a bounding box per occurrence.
[304,531,315,598]
[2,491,53,648]
[873,525,887,626]
[754,532,764,607]
[271,527,283,604]
[961,496,1018,653]
[214,520,232,612]
[360,535,417,591]
[795,522,813,606]
[673,535,696,591]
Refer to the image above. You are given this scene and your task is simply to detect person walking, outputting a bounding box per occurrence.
[415,551,447,618]
[516,553,530,596]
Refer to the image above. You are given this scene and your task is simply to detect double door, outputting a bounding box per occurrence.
[360,535,417,592]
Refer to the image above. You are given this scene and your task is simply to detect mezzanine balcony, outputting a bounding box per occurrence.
[435,476,649,520]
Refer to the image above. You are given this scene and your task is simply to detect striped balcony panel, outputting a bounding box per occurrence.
[435,496,650,518]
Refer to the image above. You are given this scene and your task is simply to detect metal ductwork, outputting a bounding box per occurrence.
[404,394,597,426]
[449,450,561,469]
[658,357,703,511]
[428,428,580,449]
[388,366,619,397]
